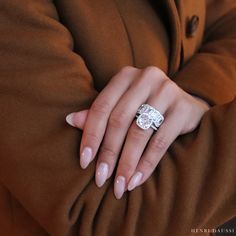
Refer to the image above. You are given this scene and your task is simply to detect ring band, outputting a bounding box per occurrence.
[135,104,164,131]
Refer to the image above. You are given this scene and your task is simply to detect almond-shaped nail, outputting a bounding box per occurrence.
[66,113,76,127]
[128,172,143,191]
[96,162,109,187]
[114,176,126,199]
[80,147,92,169]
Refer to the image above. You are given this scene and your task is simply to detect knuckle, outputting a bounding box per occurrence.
[143,66,164,78]
[118,162,134,176]
[85,132,100,147]
[162,79,178,93]
[141,158,156,170]
[99,146,117,162]
[129,127,146,141]
[145,66,159,74]
[91,100,110,116]
[140,66,167,88]
[109,112,128,128]
[160,80,180,100]
[151,135,169,152]
[119,66,137,76]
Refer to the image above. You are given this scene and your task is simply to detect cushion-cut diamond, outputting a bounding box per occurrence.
[136,104,164,130]
[136,113,153,130]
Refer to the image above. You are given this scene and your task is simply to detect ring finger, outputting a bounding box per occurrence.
[113,95,172,199]
[128,108,184,192]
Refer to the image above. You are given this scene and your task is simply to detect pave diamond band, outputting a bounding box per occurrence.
[135,104,164,131]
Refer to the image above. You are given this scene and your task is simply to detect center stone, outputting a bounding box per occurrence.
[136,113,153,130]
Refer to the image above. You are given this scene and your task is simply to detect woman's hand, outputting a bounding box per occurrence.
[66,66,210,199]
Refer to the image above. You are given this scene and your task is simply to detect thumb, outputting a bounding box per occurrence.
[66,109,89,130]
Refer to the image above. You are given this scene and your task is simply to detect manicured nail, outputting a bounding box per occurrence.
[96,162,109,187]
[128,172,143,191]
[80,147,92,169]
[66,113,76,127]
[114,176,126,199]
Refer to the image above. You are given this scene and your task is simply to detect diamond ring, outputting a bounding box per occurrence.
[135,104,164,131]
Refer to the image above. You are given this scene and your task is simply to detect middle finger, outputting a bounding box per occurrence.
[95,69,168,188]
[94,70,163,187]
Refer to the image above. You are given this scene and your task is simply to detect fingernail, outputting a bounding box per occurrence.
[96,162,109,187]
[128,172,143,191]
[66,113,76,127]
[114,176,126,199]
[80,147,92,169]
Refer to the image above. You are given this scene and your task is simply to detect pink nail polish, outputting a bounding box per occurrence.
[128,172,143,191]
[80,147,92,169]
[114,176,126,199]
[96,162,109,187]
[66,113,76,127]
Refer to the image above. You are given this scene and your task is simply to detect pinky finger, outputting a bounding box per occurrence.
[127,111,183,191]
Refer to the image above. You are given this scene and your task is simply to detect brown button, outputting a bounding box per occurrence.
[186,15,199,37]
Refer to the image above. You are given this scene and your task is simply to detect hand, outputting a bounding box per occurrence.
[66,66,210,199]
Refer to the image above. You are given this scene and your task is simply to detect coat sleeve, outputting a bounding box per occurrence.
[0,0,98,235]
[1,1,236,236]
[173,0,236,105]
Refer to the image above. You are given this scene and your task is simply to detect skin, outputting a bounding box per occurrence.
[66,66,210,199]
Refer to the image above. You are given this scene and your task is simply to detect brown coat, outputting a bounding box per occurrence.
[0,0,236,235]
